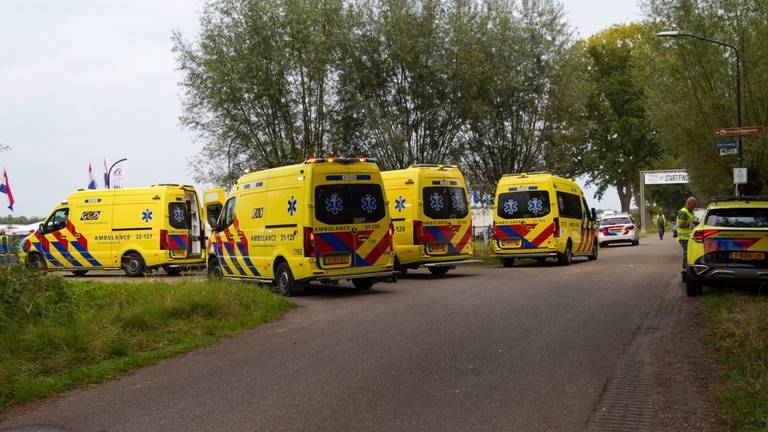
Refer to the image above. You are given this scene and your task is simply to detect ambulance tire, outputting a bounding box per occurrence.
[122,252,148,277]
[208,257,224,278]
[70,270,89,276]
[27,253,47,272]
[427,266,450,276]
[352,278,375,290]
[275,262,304,297]
[501,257,515,267]
[685,276,703,297]
[557,241,573,266]
[165,267,182,276]
[588,240,598,261]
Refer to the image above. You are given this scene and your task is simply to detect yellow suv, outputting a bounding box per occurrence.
[686,196,768,296]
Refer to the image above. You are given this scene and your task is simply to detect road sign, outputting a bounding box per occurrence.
[715,126,766,137]
[715,138,739,150]
[734,168,748,185]
[643,170,689,184]
[720,148,738,156]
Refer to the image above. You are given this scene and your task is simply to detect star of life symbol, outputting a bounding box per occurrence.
[361,193,377,214]
[529,197,545,214]
[395,196,406,212]
[429,193,444,211]
[173,207,185,223]
[141,209,153,223]
[451,191,466,212]
[504,199,518,215]
[287,196,298,216]
[325,193,343,215]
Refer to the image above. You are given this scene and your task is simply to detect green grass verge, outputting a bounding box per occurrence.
[701,293,768,431]
[0,266,294,412]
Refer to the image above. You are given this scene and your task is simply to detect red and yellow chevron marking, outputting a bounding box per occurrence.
[26,221,103,268]
[574,226,596,253]
[213,219,260,277]
[422,223,473,255]
[314,224,392,268]
[494,223,554,249]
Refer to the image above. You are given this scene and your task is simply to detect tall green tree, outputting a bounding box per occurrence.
[644,0,768,197]
[581,23,662,211]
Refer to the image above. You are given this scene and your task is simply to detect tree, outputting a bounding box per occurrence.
[580,23,662,211]
[644,0,768,197]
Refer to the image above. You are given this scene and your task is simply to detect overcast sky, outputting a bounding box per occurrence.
[0,0,643,218]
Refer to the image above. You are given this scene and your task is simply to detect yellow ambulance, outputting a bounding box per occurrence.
[381,164,475,276]
[204,157,396,296]
[20,185,206,276]
[493,172,598,266]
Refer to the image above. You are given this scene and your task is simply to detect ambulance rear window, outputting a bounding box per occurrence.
[422,187,468,220]
[497,191,551,219]
[168,202,190,229]
[315,184,386,225]
[705,208,768,228]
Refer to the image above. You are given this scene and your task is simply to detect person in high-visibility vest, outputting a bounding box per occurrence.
[656,209,666,240]
[0,229,8,264]
[676,196,698,279]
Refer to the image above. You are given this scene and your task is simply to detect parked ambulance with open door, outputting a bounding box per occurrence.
[381,164,475,276]
[204,157,396,296]
[20,185,206,276]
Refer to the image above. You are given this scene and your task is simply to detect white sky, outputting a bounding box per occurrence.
[0,0,641,218]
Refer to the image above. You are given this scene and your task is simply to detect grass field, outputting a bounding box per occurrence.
[0,266,294,412]
[702,292,768,431]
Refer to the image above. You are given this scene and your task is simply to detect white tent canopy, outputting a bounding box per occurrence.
[0,223,39,235]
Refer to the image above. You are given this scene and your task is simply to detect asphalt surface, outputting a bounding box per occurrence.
[1,237,682,432]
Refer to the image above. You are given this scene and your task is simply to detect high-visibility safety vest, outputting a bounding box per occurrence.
[0,235,7,254]
[676,207,695,241]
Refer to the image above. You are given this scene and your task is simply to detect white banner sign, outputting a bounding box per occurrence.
[643,171,689,185]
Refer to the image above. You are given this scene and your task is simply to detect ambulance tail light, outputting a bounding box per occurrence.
[303,227,316,257]
[413,220,424,245]
[692,229,719,243]
[553,217,560,238]
[160,229,169,250]
[388,223,395,251]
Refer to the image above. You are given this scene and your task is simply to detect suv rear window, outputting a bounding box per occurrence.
[315,184,386,225]
[705,208,768,228]
[422,187,468,219]
[497,191,551,219]
[601,217,632,226]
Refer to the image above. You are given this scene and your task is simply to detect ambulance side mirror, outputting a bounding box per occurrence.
[38,223,44,234]
[591,208,597,221]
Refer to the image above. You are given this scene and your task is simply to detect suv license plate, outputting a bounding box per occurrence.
[731,251,765,261]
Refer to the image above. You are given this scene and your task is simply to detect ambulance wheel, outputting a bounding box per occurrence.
[428,266,450,276]
[500,257,515,267]
[165,267,182,276]
[275,262,304,296]
[352,278,374,290]
[588,240,598,261]
[557,241,573,266]
[207,257,223,278]
[686,276,703,297]
[27,253,47,271]
[70,270,89,276]
[122,252,148,277]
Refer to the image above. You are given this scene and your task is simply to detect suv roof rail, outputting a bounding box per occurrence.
[712,195,768,203]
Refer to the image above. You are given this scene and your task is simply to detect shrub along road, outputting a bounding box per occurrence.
[1,239,718,431]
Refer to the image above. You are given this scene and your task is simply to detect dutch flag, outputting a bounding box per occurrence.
[88,163,97,189]
[0,169,15,211]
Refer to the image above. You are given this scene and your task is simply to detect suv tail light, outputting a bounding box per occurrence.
[692,229,719,243]
[304,227,315,257]
[160,229,168,250]
[413,220,424,245]
[553,217,560,238]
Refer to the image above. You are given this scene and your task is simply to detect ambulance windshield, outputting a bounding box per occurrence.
[497,191,551,219]
[315,184,386,225]
[422,187,468,219]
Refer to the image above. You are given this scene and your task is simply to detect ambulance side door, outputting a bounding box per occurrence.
[70,197,114,268]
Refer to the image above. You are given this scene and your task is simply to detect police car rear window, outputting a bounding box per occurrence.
[315,184,385,225]
[497,191,551,219]
[422,187,468,220]
[705,208,768,228]
[601,217,631,226]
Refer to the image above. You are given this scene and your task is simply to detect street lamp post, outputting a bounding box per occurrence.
[656,30,742,194]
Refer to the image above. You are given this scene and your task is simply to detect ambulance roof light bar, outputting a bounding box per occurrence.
[304,156,377,164]
[502,171,551,177]
[411,164,457,169]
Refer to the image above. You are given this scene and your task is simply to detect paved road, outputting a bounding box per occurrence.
[1,238,682,432]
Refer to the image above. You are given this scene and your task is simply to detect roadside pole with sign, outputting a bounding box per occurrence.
[714,126,766,195]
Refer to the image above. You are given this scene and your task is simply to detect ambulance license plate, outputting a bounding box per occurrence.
[323,254,351,266]
[428,244,448,254]
[501,239,522,248]
[731,251,765,261]
[170,249,187,258]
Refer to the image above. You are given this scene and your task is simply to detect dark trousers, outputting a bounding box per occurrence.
[658,224,665,240]
[679,239,688,273]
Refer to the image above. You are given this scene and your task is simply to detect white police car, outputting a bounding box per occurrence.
[598,213,639,247]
